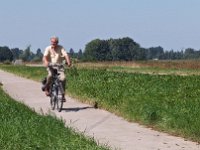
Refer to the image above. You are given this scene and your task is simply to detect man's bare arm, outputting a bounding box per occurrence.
[65,53,71,67]
[43,56,49,67]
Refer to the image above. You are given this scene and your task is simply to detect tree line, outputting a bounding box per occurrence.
[1,37,200,63]
[79,37,200,61]
[0,45,43,62]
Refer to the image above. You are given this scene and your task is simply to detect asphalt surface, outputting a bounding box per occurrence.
[0,69,199,150]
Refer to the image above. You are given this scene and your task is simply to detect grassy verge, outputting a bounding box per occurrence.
[0,65,47,81]
[1,64,200,142]
[0,85,109,150]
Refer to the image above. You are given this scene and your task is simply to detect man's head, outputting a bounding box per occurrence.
[50,36,59,48]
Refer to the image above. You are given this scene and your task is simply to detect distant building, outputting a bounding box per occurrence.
[153,58,159,61]
[13,59,23,65]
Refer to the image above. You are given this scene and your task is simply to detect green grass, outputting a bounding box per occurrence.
[1,64,200,142]
[0,86,109,150]
[0,65,47,81]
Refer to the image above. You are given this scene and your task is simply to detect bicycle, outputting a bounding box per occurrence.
[42,63,65,112]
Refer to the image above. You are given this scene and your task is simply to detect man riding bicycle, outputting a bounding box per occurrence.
[43,36,71,101]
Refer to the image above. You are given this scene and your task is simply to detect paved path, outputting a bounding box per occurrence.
[0,69,199,150]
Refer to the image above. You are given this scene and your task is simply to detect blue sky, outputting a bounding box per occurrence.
[1,0,200,52]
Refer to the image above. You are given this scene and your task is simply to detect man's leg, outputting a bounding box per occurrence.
[45,68,52,96]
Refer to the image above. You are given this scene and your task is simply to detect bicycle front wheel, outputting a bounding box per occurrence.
[50,86,56,110]
[56,82,64,112]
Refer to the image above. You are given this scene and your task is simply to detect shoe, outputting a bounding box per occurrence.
[41,85,46,91]
[45,89,50,96]
[41,77,47,85]
[62,97,66,102]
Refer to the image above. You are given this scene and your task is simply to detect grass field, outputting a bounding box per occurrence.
[76,60,200,75]
[0,85,109,150]
[1,60,200,143]
[76,60,200,70]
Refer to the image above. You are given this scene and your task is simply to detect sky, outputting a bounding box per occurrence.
[1,0,200,53]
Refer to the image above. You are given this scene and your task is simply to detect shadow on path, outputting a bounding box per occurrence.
[62,106,94,112]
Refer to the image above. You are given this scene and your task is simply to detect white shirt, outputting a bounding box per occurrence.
[43,45,67,64]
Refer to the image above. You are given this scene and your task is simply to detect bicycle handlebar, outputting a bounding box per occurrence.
[48,63,64,68]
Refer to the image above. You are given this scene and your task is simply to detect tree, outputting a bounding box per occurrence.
[36,48,43,57]
[108,39,120,60]
[69,48,75,57]
[134,47,147,60]
[184,48,196,59]
[84,39,104,61]
[77,49,83,59]
[109,37,140,61]
[96,40,110,61]
[84,37,141,61]
[147,46,164,60]
[123,37,140,60]
[0,46,13,62]
[19,45,34,61]
[32,48,43,62]
[11,48,23,60]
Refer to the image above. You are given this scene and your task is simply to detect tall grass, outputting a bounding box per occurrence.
[76,60,200,70]
[77,61,200,75]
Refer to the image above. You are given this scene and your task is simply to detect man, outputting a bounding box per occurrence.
[43,36,71,101]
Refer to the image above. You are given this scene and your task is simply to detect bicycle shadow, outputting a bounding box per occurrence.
[62,106,94,112]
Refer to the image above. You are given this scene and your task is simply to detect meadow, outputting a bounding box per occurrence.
[1,60,200,143]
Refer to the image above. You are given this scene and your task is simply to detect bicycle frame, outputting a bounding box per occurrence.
[48,64,64,112]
